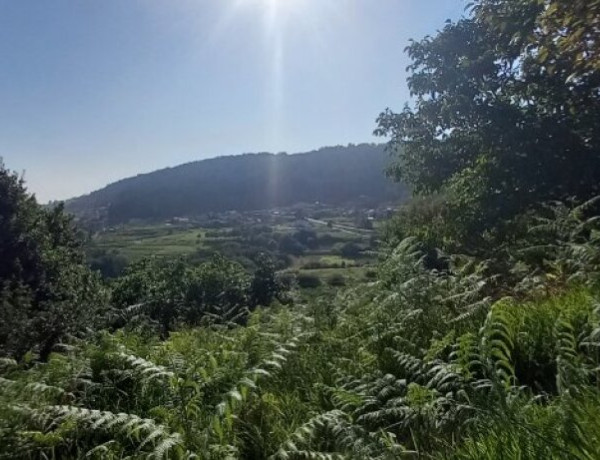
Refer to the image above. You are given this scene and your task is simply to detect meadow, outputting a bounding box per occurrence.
[86,206,380,295]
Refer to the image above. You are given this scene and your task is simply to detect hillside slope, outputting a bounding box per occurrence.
[66,144,407,224]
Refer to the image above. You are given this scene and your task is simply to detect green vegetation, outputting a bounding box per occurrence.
[2,0,600,458]
[0,162,108,361]
[85,207,379,301]
[90,226,205,260]
[376,0,600,251]
[66,144,408,226]
[3,208,600,457]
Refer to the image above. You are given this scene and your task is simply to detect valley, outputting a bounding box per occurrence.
[2,1,599,458]
[86,202,386,295]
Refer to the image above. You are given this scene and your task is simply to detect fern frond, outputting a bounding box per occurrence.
[41,405,183,455]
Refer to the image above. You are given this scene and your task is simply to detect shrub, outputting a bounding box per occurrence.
[296,273,322,289]
[364,269,377,280]
[381,194,449,250]
[336,242,362,259]
[278,235,306,256]
[248,254,282,307]
[277,272,297,291]
[326,273,346,287]
[300,260,326,270]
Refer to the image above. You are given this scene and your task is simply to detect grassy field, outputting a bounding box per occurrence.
[88,214,379,292]
[91,225,208,260]
[293,254,359,269]
[298,266,374,284]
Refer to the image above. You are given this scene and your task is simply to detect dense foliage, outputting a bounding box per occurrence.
[111,254,283,338]
[66,144,407,225]
[1,1,600,458]
[85,210,376,280]
[376,0,600,248]
[0,162,108,361]
[2,205,600,458]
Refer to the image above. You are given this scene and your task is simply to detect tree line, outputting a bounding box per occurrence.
[66,144,408,225]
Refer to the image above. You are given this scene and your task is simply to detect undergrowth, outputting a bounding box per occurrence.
[2,202,600,458]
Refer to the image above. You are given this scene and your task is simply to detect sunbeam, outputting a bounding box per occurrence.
[208,0,321,149]
[263,1,285,149]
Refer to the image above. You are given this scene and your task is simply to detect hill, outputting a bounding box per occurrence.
[65,144,407,224]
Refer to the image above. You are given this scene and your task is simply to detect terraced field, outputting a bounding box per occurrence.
[91,225,207,260]
[86,210,380,294]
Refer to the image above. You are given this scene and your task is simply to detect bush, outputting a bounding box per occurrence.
[278,235,306,256]
[296,273,322,289]
[277,272,297,291]
[336,242,362,259]
[112,255,252,336]
[293,229,318,249]
[382,194,449,250]
[300,260,326,270]
[364,269,377,280]
[88,250,128,278]
[317,233,342,247]
[249,254,282,308]
[276,254,294,269]
[326,273,346,287]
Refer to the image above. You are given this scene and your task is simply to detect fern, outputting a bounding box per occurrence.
[114,351,175,383]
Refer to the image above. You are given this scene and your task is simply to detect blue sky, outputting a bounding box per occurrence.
[0,0,466,202]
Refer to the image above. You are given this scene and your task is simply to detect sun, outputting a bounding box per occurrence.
[206,0,320,148]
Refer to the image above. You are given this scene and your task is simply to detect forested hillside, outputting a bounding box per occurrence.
[66,144,406,224]
[2,1,600,459]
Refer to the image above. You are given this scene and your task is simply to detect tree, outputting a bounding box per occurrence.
[337,242,362,259]
[376,0,600,248]
[293,229,319,250]
[112,255,252,336]
[278,235,306,256]
[111,258,191,338]
[186,255,250,324]
[0,161,107,360]
[500,0,600,79]
[249,253,281,308]
[65,145,407,225]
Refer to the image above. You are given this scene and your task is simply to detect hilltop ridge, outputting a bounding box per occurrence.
[65,143,408,224]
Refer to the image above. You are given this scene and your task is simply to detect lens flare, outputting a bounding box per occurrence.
[207,0,328,150]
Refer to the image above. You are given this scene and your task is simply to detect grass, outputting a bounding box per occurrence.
[90,220,378,293]
[292,254,362,269]
[92,221,376,265]
[92,225,207,260]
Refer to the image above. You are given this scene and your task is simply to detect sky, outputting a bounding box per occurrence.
[0,0,467,202]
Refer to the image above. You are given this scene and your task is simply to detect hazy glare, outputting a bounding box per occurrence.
[0,0,465,202]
